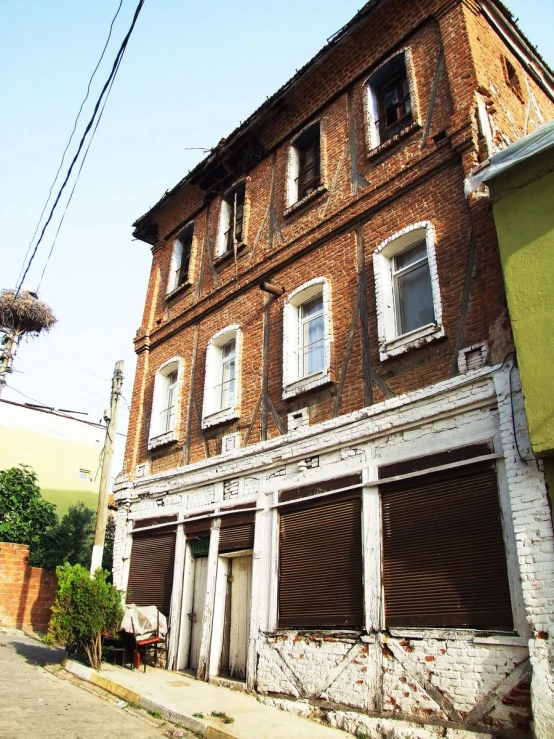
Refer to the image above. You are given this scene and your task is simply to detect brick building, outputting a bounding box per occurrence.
[113,1,554,736]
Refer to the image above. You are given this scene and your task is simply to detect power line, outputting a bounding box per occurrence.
[16,0,124,288]
[26,343,111,382]
[15,0,147,294]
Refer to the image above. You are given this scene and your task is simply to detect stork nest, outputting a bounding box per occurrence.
[0,290,57,335]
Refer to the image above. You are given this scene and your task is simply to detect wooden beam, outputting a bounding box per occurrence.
[244,389,263,446]
[333,285,360,418]
[348,88,369,193]
[184,325,200,466]
[267,394,286,435]
[261,296,271,440]
[450,226,477,377]
[192,395,210,459]
[356,229,374,407]
[465,659,531,726]
[420,48,445,150]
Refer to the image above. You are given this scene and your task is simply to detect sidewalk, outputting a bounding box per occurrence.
[64,660,350,739]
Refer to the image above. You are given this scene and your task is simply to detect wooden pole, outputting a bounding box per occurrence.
[90,360,124,574]
[0,330,20,398]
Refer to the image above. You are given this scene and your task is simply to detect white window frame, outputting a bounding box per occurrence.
[202,325,242,429]
[365,49,418,152]
[148,357,184,450]
[282,278,332,399]
[167,223,194,295]
[216,182,247,257]
[374,221,443,361]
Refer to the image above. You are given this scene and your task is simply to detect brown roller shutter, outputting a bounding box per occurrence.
[127,529,176,616]
[279,491,363,629]
[184,516,213,538]
[133,514,178,530]
[219,512,255,553]
[381,462,513,630]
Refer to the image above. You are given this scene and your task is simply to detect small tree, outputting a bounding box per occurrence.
[46,563,123,670]
[0,465,58,565]
[40,502,96,571]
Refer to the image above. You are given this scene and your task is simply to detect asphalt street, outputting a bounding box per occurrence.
[0,629,191,739]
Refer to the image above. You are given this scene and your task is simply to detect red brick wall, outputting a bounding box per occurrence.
[0,542,57,634]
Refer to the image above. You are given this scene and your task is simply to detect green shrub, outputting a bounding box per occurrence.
[45,563,123,669]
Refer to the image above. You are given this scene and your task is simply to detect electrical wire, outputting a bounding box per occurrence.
[15,0,124,288]
[27,342,110,382]
[15,0,147,294]
[36,53,123,290]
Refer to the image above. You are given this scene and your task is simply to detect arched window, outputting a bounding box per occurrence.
[168,223,194,293]
[286,122,321,207]
[202,325,242,428]
[217,182,246,257]
[148,357,183,449]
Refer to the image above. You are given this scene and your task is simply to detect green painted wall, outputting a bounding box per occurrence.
[490,149,554,458]
[0,424,100,517]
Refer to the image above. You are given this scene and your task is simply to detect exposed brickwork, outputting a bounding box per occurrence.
[0,543,57,633]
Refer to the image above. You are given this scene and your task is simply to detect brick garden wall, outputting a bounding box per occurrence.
[0,542,57,633]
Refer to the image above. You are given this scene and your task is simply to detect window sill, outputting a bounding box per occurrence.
[214,242,247,265]
[202,406,239,430]
[388,628,523,645]
[367,122,420,160]
[284,185,327,217]
[147,430,177,450]
[379,323,444,361]
[283,370,331,400]
[165,280,193,302]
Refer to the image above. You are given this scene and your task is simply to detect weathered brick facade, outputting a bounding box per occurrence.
[115,2,554,737]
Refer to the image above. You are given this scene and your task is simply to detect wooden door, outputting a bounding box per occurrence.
[189,556,208,670]
[228,555,252,680]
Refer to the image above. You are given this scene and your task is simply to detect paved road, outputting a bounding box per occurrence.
[0,629,190,739]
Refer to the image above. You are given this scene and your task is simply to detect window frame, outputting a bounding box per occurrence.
[285,121,325,210]
[167,223,194,295]
[202,325,242,429]
[282,277,332,399]
[373,221,443,360]
[365,50,418,153]
[216,182,247,257]
[148,357,184,450]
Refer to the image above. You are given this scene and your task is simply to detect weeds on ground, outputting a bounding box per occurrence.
[192,712,204,719]
[211,710,234,724]
[147,709,163,719]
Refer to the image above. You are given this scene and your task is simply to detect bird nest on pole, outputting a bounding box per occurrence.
[0,290,57,336]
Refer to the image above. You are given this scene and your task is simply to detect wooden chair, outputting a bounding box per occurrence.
[130,612,166,672]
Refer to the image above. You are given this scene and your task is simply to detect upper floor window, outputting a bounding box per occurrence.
[148,358,183,449]
[217,182,246,257]
[367,52,414,149]
[283,278,332,399]
[373,222,443,360]
[168,224,194,293]
[202,325,242,428]
[287,123,321,207]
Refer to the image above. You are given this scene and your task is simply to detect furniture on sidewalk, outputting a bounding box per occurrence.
[130,615,166,672]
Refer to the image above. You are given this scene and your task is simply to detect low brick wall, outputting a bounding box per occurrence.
[0,542,57,633]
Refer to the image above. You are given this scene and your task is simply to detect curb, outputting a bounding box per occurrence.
[63,660,237,739]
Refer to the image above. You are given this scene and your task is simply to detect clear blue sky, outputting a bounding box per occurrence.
[1,0,552,479]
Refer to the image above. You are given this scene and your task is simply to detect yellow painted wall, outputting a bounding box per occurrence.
[0,418,102,516]
[490,148,554,458]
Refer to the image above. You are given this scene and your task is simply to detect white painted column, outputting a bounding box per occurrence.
[197,519,220,681]
[167,522,186,669]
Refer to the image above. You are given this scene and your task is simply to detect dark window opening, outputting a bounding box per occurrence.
[223,182,246,253]
[381,461,513,631]
[370,54,413,143]
[502,56,523,99]
[174,225,193,287]
[294,124,321,201]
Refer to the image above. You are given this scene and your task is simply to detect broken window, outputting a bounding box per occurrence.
[380,458,513,630]
[168,224,194,293]
[217,182,246,256]
[367,53,413,148]
[502,56,523,100]
[278,476,363,628]
[287,123,321,205]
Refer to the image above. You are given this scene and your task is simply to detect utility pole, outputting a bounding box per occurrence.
[91,360,124,574]
[0,331,19,398]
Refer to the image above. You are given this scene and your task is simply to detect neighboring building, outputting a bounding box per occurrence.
[113,1,554,736]
[466,120,554,508]
[0,399,103,515]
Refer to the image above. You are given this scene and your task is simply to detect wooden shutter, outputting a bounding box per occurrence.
[219,511,255,553]
[279,491,363,629]
[127,528,176,616]
[381,462,513,630]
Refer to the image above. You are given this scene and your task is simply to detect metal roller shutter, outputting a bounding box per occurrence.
[127,528,176,616]
[279,491,363,629]
[381,462,513,630]
[219,512,255,553]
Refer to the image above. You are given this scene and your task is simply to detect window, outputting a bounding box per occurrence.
[148,358,182,449]
[282,278,332,399]
[202,326,242,428]
[373,222,443,360]
[286,122,322,207]
[79,469,91,481]
[217,182,246,257]
[367,52,415,150]
[380,455,513,630]
[278,475,363,629]
[168,224,193,293]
